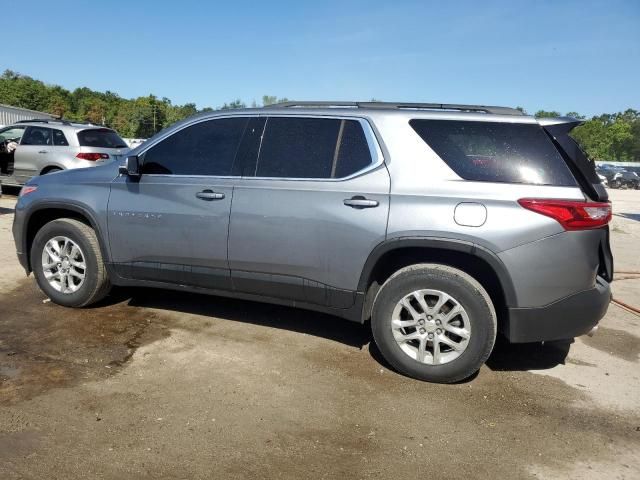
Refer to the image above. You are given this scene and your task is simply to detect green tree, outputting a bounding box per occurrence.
[164,101,198,128]
[262,95,278,106]
[607,119,634,161]
[220,99,246,110]
[534,110,562,118]
[261,95,289,106]
[630,119,640,160]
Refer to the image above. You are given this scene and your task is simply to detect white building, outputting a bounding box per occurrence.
[0,103,55,127]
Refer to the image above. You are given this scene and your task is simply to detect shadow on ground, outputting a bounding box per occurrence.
[105,286,572,375]
[1,282,572,404]
[616,212,640,222]
[104,286,371,349]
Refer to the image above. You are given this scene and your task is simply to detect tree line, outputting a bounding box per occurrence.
[1,70,638,161]
[0,70,287,139]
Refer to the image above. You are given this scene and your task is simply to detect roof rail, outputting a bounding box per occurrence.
[267,101,524,116]
[14,118,99,126]
[15,118,71,125]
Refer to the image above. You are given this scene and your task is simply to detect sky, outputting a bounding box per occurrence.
[3,0,639,117]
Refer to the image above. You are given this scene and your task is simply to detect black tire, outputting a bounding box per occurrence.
[41,167,62,175]
[31,218,111,307]
[371,264,496,383]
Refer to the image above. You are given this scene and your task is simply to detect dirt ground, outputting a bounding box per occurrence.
[1,186,639,479]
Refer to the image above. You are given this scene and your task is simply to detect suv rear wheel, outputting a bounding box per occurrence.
[371,264,496,383]
[31,218,111,307]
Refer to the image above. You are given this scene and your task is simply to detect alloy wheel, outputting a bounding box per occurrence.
[391,289,471,365]
[41,236,86,294]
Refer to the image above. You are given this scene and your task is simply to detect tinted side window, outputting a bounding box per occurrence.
[142,117,248,175]
[233,117,266,176]
[22,127,52,146]
[52,129,69,146]
[410,120,577,186]
[256,117,339,178]
[254,117,372,179]
[334,120,372,178]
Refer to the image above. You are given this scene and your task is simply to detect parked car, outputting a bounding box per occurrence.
[597,172,608,186]
[614,171,640,189]
[623,165,640,177]
[598,167,640,189]
[12,102,613,383]
[0,119,129,186]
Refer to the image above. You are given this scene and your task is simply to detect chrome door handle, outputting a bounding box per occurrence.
[196,190,225,201]
[343,196,379,209]
[38,150,48,154]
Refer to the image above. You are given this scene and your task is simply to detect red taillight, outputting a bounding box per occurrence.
[518,198,612,231]
[76,152,109,161]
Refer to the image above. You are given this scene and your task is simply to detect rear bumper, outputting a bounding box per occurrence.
[505,277,611,343]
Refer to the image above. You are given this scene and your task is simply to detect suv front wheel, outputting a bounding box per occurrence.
[371,264,496,383]
[31,218,111,307]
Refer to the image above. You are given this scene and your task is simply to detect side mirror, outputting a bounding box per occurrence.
[119,155,140,177]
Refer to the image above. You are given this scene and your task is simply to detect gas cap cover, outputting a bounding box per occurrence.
[454,202,487,227]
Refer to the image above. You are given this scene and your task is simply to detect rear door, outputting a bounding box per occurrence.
[107,116,248,290]
[538,118,608,202]
[228,115,390,308]
[14,126,52,182]
[539,118,613,280]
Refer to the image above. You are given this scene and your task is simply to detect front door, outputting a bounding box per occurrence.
[107,116,249,290]
[0,126,25,178]
[228,116,390,308]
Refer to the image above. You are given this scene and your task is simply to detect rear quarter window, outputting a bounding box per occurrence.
[409,119,577,186]
[52,129,69,146]
[77,129,128,148]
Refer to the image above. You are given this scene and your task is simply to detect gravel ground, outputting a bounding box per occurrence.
[0,186,638,479]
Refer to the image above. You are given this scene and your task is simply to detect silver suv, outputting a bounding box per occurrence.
[0,119,129,185]
[12,102,613,383]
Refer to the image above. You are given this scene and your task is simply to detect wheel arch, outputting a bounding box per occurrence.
[40,165,65,175]
[23,202,110,273]
[358,237,517,330]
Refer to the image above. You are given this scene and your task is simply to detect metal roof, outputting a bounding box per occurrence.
[0,103,55,127]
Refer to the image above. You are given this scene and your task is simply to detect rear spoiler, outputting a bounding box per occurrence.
[538,117,607,202]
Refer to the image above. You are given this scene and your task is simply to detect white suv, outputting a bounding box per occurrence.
[0,119,129,186]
